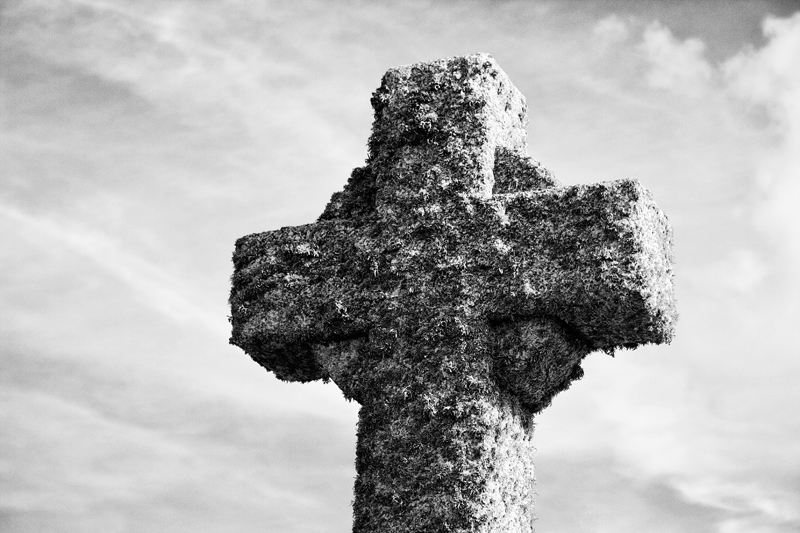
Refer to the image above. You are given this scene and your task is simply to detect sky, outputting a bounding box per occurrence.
[1,0,799,532]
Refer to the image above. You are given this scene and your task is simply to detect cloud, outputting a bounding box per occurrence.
[723,13,800,267]
[2,0,361,158]
[538,343,800,532]
[689,248,770,294]
[3,2,800,532]
[0,202,224,334]
[593,14,630,47]
[0,385,192,513]
[4,0,264,123]
[0,356,357,532]
[675,477,800,526]
[640,21,714,96]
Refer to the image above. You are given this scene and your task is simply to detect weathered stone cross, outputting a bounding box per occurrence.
[229,54,676,533]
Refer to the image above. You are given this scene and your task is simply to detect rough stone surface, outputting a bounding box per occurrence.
[229,54,677,533]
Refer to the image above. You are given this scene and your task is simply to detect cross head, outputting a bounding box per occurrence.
[229,54,676,533]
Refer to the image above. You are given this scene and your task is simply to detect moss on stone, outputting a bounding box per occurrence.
[229,53,677,533]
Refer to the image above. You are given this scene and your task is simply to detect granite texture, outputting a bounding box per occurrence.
[229,54,677,533]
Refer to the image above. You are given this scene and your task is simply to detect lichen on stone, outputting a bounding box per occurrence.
[229,53,677,533]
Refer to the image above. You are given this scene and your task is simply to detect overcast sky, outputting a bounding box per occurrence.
[2,1,799,532]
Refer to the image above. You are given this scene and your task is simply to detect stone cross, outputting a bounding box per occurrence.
[229,54,676,533]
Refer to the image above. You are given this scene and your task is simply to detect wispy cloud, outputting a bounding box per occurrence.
[0,359,356,532]
[675,477,799,529]
[0,202,224,334]
[2,2,800,532]
[4,0,363,157]
[1,386,192,513]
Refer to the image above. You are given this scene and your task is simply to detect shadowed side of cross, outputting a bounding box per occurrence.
[229,54,676,533]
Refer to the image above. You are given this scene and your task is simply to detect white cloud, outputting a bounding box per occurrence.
[3,0,354,150]
[676,477,800,523]
[539,342,800,532]
[640,21,714,96]
[3,2,800,531]
[0,382,337,531]
[717,513,799,533]
[593,14,629,47]
[689,249,770,294]
[592,15,630,45]
[0,202,225,335]
[724,13,800,265]
[0,386,192,513]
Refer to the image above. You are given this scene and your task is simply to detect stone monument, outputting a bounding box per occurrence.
[229,54,676,532]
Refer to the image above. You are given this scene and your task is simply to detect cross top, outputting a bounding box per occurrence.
[324,54,540,221]
[230,54,676,533]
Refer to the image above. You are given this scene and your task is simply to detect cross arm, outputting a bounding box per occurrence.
[481,179,676,350]
[229,221,375,382]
